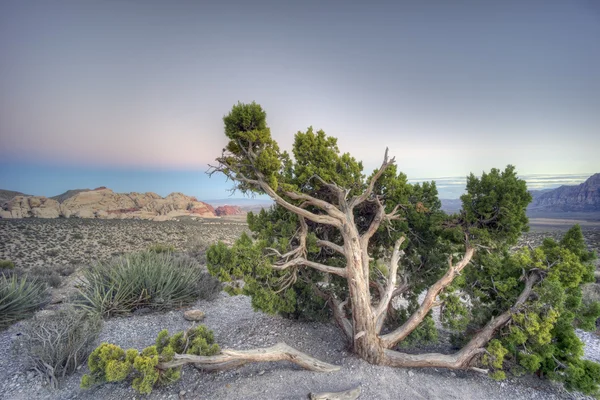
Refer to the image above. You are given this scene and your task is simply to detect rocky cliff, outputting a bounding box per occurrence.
[0,187,219,221]
[0,190,29,205]
[528,173,600,212]
[215,205,243,216]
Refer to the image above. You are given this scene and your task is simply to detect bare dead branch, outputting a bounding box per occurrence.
[360,197,386,243]
[272,257,348,278]
[351,147,396,208]
[381,247,475,348]
[374,236,406,332]
[158,342,340,373]
[383,271,540,368]
[316,239,345,255]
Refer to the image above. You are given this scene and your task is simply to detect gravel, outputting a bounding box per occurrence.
[1,220,599,399]
[1,292,598,400]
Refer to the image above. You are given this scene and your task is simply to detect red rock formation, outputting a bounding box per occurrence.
[215,205,243,216]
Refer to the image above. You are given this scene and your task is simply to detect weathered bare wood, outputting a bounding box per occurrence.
[382,272,540,369]
[374,236,405,332]
[310,386,361,400]
[259,181,343,228]
[351,147,395,208]
[316,239,345,255]
[158,342,340,373]
[272,257,348,277]
[380,247,475,348]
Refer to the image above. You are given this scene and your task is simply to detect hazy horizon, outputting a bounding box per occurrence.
[1,1,599,198]
[0,166,594,201]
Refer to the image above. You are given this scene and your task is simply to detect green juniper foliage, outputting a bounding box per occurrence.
[81,325,220,394]
[207,102,600,395]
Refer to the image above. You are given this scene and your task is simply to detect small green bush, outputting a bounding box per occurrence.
[0,260,15,269]
[148,244,176,254]
[78,252,219,317]
[15,306,102,388]
[81,325,219,394]
[0,274,48,329]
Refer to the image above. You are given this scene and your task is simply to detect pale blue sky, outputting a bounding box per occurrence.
[0,1,599,199]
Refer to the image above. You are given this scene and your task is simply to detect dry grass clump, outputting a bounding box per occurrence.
[14,306,102,388]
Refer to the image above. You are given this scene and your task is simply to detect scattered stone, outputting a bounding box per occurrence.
[408,370,414,377]
[183,310,205,321]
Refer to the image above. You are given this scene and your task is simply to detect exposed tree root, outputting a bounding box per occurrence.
[157,342,340,373]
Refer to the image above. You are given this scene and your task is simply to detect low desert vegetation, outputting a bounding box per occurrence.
[148,243,176,254]
[0,273,48,329]
[202,102,600,395]
[81,325,220,394]
[0,259,15,269]
[78,251,221,317]
[15,306,102,388]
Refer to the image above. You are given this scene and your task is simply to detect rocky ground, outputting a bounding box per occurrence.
[0,217,249,270]
[0,218,599,400]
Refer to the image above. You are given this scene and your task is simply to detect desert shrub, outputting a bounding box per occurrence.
[81,325,219,394]
[0,274,48,329]
[72,233,84,240]
[45,249,60,257]
[148,243,176,254]
[27,266,63,288]
[185,236,210,264]
[196,271,222,301]
[78,251,216,317]
[582,283,600,330]
[56,264,76,277]
[15,307,102,388]
[0,259,15,269]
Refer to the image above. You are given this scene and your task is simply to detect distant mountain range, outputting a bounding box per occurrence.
[3,173,598,221]
[440,173,600,216]
[0,187,245,220]
[528,173,600,212]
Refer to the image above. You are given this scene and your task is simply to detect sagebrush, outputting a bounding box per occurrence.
[15,306,102,388]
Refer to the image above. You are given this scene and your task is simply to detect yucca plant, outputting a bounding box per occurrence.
[78,251,219,317]
[0,273,48,330]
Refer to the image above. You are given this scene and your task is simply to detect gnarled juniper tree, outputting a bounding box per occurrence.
[207,102,600,395]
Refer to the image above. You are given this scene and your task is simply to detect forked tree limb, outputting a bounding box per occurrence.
[360,197,386,244]
[158,342,340,373]
[380,247,475,348]
[210,157,339,228]
[382,272,540,369]
[351,147,396,208]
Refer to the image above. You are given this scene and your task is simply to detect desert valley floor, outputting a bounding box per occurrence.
[0,217,599,400]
